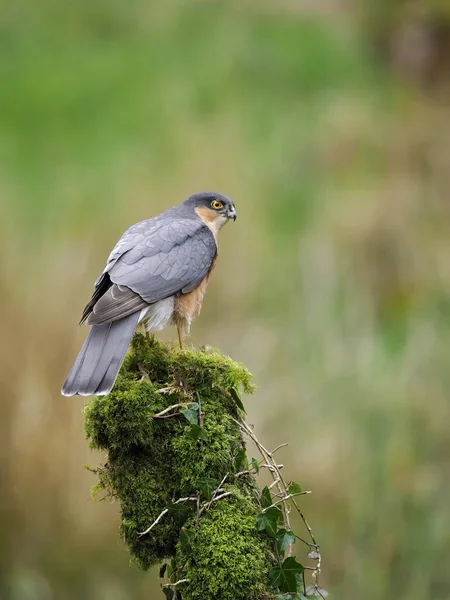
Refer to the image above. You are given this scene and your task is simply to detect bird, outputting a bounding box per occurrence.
[61,192,237,397]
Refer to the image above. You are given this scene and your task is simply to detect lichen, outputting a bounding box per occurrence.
[84,334,276,599]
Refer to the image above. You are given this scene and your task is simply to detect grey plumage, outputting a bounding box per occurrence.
[62,312,140,396]
[62,192,236,397]
[88,220,216,325]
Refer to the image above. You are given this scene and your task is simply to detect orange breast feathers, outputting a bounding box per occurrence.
[174,256,217,330]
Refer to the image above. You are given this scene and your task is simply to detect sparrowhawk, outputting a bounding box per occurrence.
[62,192,237,397]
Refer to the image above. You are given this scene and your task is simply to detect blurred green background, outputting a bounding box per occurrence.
[1,1,450,599]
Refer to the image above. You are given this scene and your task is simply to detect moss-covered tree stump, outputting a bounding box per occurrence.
[84,335,319,600]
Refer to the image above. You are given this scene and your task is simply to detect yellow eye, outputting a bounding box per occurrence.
[211,200,223,210]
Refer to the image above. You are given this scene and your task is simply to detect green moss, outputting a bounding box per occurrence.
[177,491,274,600]
[84,335,275,598]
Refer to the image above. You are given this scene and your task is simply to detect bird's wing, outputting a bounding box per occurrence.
[100,211,175,280]
[86,218,217,325]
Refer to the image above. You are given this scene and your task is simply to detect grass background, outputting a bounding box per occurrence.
[1,1,450,599]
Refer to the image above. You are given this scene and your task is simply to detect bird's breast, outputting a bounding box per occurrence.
[174,257,217,331]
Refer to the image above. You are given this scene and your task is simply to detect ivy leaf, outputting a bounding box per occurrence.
[276,529,296,554]
[288,482,303,495]
[251,458,260,474]
[234,449,248,471]
[167,503,191,522]
[269,557,304,593]
[295,572,305,594]
[159,564,167,578]
[180,402,199,425]
[187,424,209,442]
[197,477,218,501]
[261,486,273,508]
[230,387,246,413]
[167,558,177,578]
[269,567,295,593]
[179,528,196,553]
[256,507,281,538]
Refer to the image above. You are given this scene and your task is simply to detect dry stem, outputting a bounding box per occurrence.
[153,404,186,418]
[139,497,197,536]
[233,418,323,594]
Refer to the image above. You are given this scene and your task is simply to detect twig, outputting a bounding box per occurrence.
[262,491,312,512]
[232,419,291,534]
[204,474,228,511]
[154,412,182,420]
[271,443,289,455]
[295,534,319,549]
[141,487,233,538]
[199,487,233,517]
[153,404,185,418]
[139,497,196,536]
[162,579,189,589]
[209,492,232,503]
[235,470,251,478]
[260,463,284,471]
[291,496,322,585]
[233,417,323,582]
[156,385,184,395]
[139,509,169,536]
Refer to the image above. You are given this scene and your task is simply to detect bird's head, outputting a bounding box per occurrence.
[184,192,237,234]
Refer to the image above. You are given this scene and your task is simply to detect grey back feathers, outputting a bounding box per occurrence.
[87,218,216,325]
[62,194,220,397]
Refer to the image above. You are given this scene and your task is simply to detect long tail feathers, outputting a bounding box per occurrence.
[61,312,140,397]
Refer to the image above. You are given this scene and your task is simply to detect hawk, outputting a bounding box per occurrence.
[62,192,237,397]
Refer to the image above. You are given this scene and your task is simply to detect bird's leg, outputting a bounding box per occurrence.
[177,324,184,350]
[140,318,151,343]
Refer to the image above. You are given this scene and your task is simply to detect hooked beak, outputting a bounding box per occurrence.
[228,207,237,221]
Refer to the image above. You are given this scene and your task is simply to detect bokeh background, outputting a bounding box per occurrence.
[1,1,450,599]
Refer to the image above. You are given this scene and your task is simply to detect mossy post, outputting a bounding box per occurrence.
[84,335,322,600]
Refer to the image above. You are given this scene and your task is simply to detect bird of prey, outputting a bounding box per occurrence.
[62,192,237,397]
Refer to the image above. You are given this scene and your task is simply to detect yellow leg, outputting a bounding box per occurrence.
[177,325,184,349]
[140,321,151,343]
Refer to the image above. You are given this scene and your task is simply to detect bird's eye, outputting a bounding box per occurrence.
[211,200,223,210]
